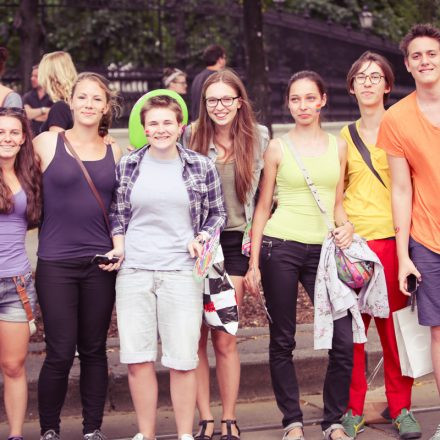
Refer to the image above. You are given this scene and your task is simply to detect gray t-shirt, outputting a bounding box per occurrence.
[3,92,23,108]
[122,151,195,270]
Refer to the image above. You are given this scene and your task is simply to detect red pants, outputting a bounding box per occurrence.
[347,238,413,419]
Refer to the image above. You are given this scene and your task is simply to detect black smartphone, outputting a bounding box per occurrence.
[406,274,418,293]
[91,254,119,265]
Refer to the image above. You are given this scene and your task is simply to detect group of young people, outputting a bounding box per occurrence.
[0,21,439,440]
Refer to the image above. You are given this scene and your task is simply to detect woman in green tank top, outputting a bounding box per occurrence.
[244,71,354,440]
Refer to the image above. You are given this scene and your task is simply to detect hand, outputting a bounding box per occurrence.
[244,265,262,296]
[188,237,203,258]
[398,257,422,296]
[103,134,116,144]
[99,248,124,272]
[126,145,136,152]
[333,222,354,249]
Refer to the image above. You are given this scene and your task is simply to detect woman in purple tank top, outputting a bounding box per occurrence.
[0,107,42,440]
[33,73,122,440]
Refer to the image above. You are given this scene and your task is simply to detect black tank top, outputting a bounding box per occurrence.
[38,134,115,260]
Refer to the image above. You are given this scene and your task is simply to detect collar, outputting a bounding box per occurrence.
[127,142,196,165]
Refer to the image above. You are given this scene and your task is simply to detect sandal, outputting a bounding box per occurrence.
[283,422,305,440]
[323,424,353,440]
[194,420,215,440]
[220,419,240,440]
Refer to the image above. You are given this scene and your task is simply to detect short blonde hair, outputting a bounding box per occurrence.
[38,51,77,102]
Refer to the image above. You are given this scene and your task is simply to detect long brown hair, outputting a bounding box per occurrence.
[71,72,121,137]
[0,107,42,228]
[190,69,257,204]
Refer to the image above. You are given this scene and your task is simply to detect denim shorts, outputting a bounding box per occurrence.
[116,268,203,370]
[409,237,440,326]
[0,272,37,323]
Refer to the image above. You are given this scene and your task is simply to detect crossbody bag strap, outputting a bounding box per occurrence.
[60,132,111,234]
[348,123,386,188]
[12,276,34,322]
[279,135,334,232]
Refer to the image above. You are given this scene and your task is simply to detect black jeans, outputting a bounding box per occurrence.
[35,257,116,435]
[260,236,353,431]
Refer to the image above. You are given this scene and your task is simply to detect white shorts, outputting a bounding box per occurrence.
[116,268,203,370]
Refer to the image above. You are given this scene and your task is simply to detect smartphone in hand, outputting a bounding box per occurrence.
[91,254,120,265]
[406,274,419,293]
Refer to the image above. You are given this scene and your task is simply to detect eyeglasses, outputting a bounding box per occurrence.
[0,107,26,116]
[354,73,384,85]
[205,96,239,108]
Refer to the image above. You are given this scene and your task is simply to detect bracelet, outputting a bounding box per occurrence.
[40,107,46,115]
[341,220,354,229]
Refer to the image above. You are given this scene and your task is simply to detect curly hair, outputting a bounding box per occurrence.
[71,72,121,137]
[0,107,42,229]
[190,68,257,205]
[38,51,78,103]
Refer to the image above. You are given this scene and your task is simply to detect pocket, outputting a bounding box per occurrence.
[260,237,285,262]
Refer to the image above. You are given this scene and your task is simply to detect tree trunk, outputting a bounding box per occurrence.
[16,0,42,93]
[243,0,272,134]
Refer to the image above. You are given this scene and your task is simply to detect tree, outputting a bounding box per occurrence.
[243,0,272,131]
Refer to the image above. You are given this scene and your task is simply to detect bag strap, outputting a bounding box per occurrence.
[60,132,111,234]
[280,135,334,232]
[12,276,34,323]
[348,123,386,188]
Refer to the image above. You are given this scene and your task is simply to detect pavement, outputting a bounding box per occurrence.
[3,225,437,439]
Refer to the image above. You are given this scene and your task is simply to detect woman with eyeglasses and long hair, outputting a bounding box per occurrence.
[0,106,41,440]
[184,68,269,440]
[339,52,421,439]
[38,51,77,133]
[33,72,122,440]
[244,71,354,440]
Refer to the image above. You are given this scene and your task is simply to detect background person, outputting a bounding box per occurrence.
[109,94,226,440]
[340,51,421,440]
[244,71,354,440]
[190,44,226,120]
[38,51,77,133]
[0,106,41,440]
[0,48,22,108]
[33,72,122,440]
[23,65,53,136]
[163,67,188,96]
[185,68,269,440]
[377,23,440,440]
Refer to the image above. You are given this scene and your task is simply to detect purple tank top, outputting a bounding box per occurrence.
[0,190,31,277]
[38,134,116,260]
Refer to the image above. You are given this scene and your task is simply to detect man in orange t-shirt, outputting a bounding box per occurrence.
[377,23,440,440]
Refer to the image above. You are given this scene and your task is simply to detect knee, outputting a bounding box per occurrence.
[213,334,237,358]
[1,359,26,379]
[45,349,75,373]
[127,362,154,378]
[431,326,440,343]
[329,339,353,370]
[269,333,296,359]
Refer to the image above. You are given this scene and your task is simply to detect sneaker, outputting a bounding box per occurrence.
[179,435,194,440]
[341,410,365,438]
[392,409,422,439]
[429,424,440,440]
[323,424,353,440]
[40,431,60,440]
[131,434,156,440]
[8,437,24,440]
[84,431,107,440]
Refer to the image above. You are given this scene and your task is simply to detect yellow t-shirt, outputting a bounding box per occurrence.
[341,122,394,241]
[377,92,440,254]
[264,134,340,244]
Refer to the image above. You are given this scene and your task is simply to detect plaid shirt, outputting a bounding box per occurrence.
[109,143,226,238]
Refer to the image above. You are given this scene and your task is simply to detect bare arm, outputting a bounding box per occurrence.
[48,126,65,133]
[333,137,354,248]
[24,104,48,122]
[32,131,58,172]
[243,139,282,295]
[387,154,420,294]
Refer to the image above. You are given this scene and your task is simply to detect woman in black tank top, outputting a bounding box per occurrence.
[33,73,122,440]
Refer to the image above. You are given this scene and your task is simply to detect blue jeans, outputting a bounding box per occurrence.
[260,236,353,431]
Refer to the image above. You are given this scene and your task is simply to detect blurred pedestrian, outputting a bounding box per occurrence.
[163,67,188,96]
[109,94,226,440]
[0,106,41,440]
[377,23,440,440]
[38,51,77,133]
[184,69,269,440]
[340,51,421,439]
[244,71,354,440]
[23,64,53,137]
[0,48,22,108]
[190,45,226,120]
[33,72,122,440]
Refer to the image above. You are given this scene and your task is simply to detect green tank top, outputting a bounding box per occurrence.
[264,133,340,244]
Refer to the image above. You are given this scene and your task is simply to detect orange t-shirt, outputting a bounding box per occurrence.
[377,91,440,254]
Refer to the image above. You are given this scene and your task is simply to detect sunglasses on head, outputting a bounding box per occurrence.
[0,107,26,116]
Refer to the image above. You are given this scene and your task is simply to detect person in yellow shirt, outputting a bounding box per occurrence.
[340,51,421,440]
